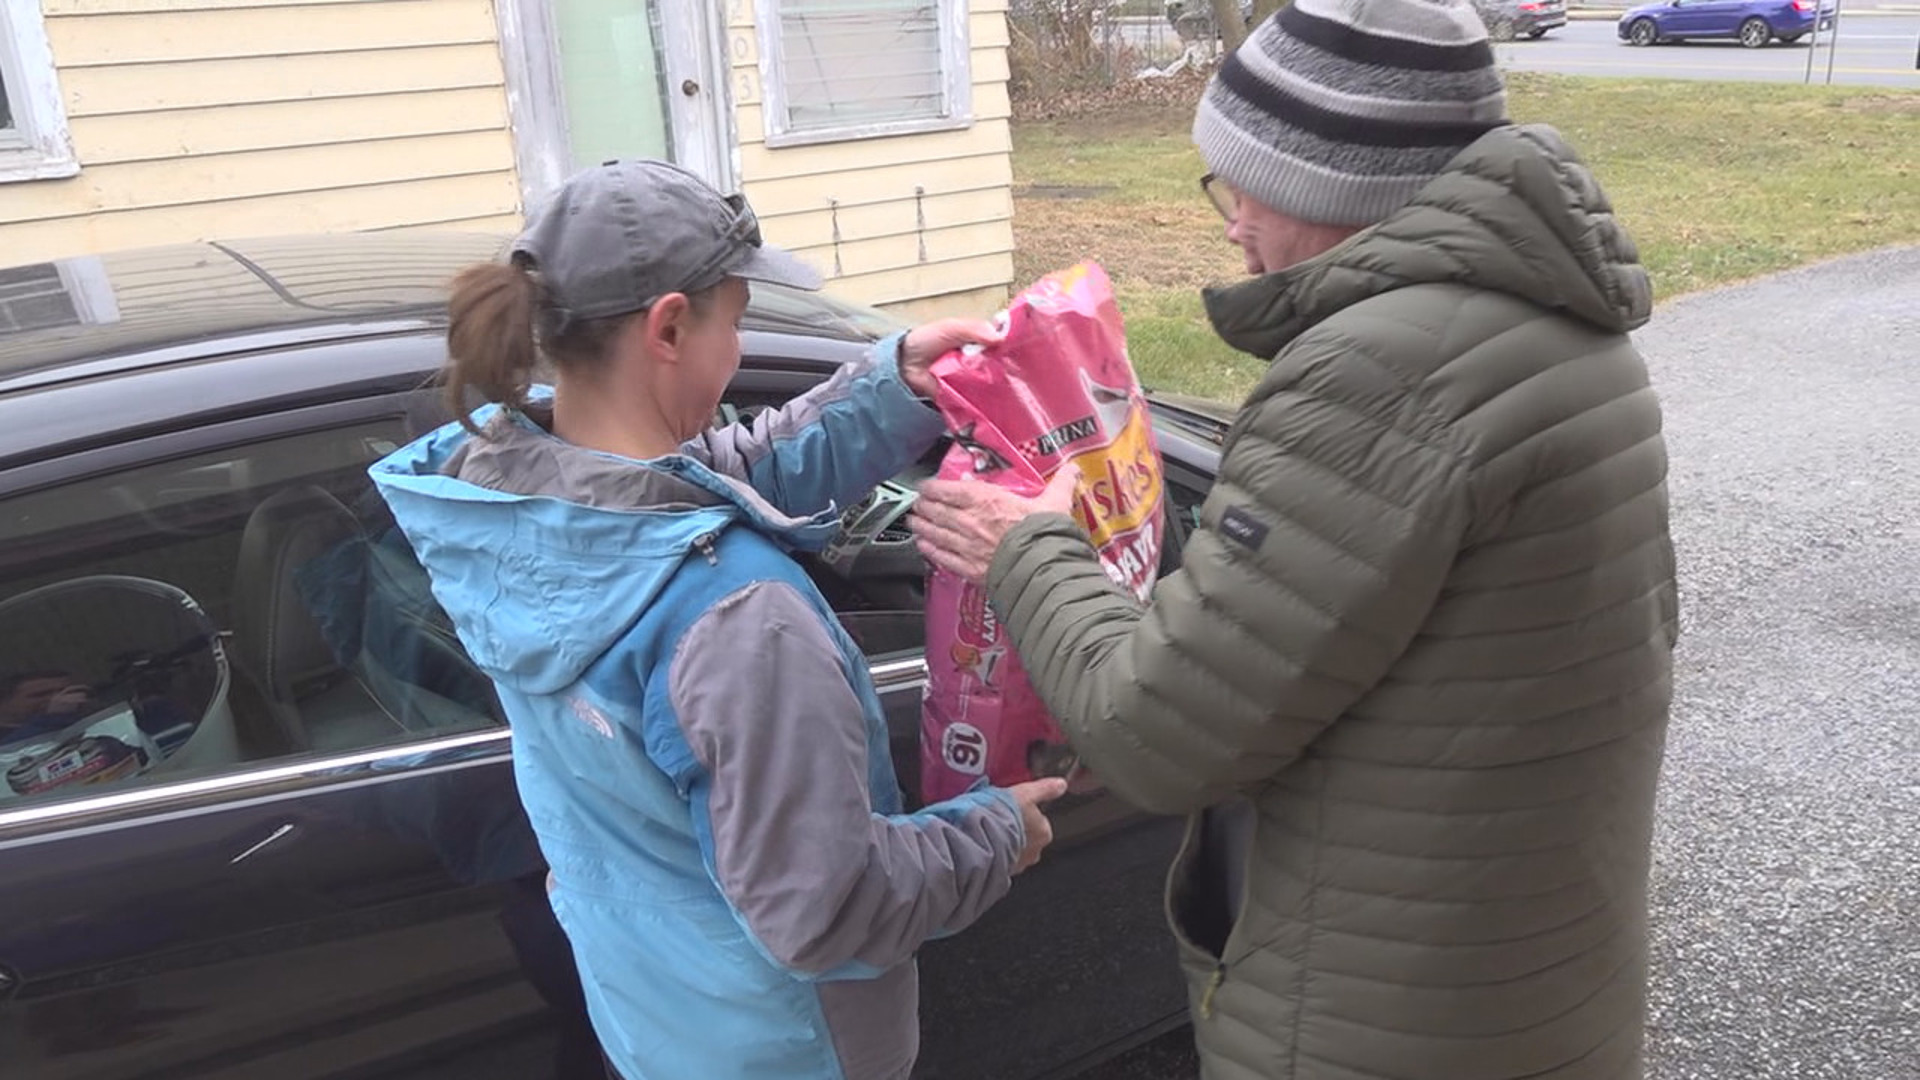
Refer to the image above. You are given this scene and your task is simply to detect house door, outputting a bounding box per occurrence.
[496,0,735,209]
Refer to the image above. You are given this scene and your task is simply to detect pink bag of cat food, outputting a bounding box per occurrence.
[919,262,1165,803]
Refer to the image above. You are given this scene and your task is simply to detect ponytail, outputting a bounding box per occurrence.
[445,262,541,435]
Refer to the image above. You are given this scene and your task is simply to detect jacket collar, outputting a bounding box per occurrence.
[1203,124,1653,360]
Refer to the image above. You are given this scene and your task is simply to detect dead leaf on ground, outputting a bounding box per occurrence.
[1839,95,1920,115]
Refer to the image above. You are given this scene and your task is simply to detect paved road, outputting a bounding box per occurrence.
[1081,250,1920,1078]
[1496,14,1920,88]
[1110,11,1920,88]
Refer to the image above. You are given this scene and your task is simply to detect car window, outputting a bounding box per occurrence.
[715,392,933,663]
[1166,469,1208,540]
[1157,465,1210,578]
[0,421,502,811]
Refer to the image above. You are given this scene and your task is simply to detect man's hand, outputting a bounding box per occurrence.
[1006,777,1068,874]
[899,318,1004,398]
[911,465,1083,583]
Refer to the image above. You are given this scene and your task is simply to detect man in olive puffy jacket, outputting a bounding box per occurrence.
[911,1,1679,1077]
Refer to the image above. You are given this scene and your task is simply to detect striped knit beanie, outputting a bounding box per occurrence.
[1192,0,1509,228]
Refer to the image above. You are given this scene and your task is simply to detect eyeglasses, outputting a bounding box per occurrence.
[1200,173,1237,221]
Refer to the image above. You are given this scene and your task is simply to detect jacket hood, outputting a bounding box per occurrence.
[1206,124,1653,358]
[369,401,838,695]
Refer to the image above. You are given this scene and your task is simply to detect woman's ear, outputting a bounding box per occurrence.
[641,293,693,363]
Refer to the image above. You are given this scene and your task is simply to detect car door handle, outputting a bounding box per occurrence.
[230,822,300,866]
[871,657,927,692]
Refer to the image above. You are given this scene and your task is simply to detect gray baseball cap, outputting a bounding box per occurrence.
[511,159,822,330]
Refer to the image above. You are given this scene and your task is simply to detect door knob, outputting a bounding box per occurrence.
[682,79,700,96]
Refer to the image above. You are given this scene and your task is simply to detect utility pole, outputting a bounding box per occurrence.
[1825,0,1841,83]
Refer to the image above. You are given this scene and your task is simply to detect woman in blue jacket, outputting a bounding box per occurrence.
[372,160,1065,1080]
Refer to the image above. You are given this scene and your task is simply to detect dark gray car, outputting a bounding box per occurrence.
[0,233,1232,1080]
[1473,0,1567,39]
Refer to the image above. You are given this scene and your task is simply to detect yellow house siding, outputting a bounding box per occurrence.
[41,0,499,63]
[67,88,513,164]
[728,0,1017,314]
[830,254,1012,311]
[8,0,1021,316]
[58,44,506,114]
[1,0,522,266]
[759,187,1012,251]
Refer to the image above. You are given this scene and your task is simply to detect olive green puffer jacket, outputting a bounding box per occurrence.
[988,125,1678,1080]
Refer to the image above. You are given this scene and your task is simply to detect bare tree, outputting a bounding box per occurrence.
[1213,0,1285,51]
[1210,0,1249,50]
[1250,0,1286,26]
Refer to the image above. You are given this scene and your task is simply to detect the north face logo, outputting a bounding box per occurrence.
[567,696,614,739]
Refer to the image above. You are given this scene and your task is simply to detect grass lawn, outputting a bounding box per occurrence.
[1012,72,1920,402]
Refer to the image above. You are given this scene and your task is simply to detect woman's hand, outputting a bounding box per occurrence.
[899,318,1004,398]
[1006,777,1069,874]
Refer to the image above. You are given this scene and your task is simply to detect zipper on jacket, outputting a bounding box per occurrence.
[694,532,719,566]
[1199,963,1226,1020]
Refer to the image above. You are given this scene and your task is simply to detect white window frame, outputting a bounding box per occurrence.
[494,0,738,211]
[0,0,80,183]
[754,0,972,149]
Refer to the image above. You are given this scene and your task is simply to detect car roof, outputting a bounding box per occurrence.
[0,232,904,394]
[0,232,1225,480]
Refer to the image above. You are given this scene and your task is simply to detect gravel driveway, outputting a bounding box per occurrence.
[1640,247,1920,1080]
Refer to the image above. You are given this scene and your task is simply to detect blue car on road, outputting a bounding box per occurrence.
[1618,0,1837,47]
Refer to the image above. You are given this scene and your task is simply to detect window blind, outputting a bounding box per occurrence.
[775,0,948,132]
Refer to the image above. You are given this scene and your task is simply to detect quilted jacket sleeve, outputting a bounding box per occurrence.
[986,324,1475,815]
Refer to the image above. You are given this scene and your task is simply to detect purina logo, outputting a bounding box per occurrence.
[567,696,614,739]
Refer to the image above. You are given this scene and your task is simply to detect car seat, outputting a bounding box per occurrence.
[232,485,501,755]
[231,485,399,753]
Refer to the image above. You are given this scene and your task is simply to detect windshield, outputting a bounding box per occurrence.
[743,282,908,343]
